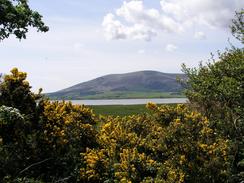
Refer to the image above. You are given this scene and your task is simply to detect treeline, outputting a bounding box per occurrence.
[0,8,243,183]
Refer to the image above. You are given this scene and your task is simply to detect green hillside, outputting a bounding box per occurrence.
[48,70,186,99]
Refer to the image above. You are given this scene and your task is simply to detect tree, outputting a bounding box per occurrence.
[0,0,48,40]
[182,9,244,182]
[231,9,244,44]
[182,48,244,135]
[182,48,244,183]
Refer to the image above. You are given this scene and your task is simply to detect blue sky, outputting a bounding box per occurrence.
[1,0,243,92]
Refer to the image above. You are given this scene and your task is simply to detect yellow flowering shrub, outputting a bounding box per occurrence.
[0,68,42,118]
[40,100,98,150]
[148,104,229,182]
[80,146,159,183]
[80,115,161,182]
[37,100,99,181]
[80,148,110,182]
[80,104,229,183]
[0,68,232,182]
[114,148,158,182]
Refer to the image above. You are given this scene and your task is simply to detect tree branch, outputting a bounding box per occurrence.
[18,158,51,175]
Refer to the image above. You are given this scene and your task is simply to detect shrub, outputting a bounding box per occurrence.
[182,48,244,181]
[36,100,98,182]
[80,104,229,182]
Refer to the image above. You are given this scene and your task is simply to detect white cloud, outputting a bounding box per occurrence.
[102,13,157,41]
[102,1,182,41]
[102,13,127,40]
[103,0,244,41]
[160,0,244,29]
[194,31,206,40]
[165,44,178,52]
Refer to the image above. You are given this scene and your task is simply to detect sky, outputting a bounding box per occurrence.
[1,0,243,92]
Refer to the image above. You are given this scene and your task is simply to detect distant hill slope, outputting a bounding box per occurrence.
[48,70,186,99]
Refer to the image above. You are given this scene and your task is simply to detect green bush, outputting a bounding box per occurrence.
[182,47,244,182]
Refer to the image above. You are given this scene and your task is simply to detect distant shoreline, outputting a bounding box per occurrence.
[52,98,188,106]
[47,91,185,100]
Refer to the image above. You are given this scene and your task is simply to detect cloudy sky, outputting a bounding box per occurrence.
[1,0,243,92]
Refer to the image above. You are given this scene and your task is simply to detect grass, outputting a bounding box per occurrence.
[89,104,150,116]
[89,104,178,117]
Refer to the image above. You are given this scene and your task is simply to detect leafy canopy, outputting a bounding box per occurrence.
[181,9,244,182]
[231,9,244,44]
[0,0,48,40]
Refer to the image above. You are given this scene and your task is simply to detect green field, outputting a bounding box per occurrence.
[89,104,178,116]
[89,104,150,116]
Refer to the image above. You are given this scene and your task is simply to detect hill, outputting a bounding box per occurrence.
[47,70,186,99]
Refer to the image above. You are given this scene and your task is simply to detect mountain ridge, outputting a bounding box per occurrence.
[48,70,186,99]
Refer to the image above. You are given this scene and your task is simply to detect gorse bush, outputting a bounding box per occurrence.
[0,69,99,182]
[36,100,99,182]
[0,68,232,182]
[80,104,229,183]
[0,68,42,122]
[40,100,98,150]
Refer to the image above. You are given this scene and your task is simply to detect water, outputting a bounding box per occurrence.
[62,98,188,106]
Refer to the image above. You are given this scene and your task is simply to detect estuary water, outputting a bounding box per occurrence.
[63,98,188,106]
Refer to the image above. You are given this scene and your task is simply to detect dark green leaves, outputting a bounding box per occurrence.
[0,0,48,40]
[231,9,244,44]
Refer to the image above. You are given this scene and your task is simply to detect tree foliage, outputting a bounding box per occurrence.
[0,0,48,40]
[182,11,244,181]
[231,9,244,44]
[182,48,244,136]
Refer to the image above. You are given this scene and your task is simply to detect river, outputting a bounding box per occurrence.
[61,98,188,106]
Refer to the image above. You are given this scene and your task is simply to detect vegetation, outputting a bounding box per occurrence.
[80,104,229,183]
[0,69,98,182]
[0,5,243,183]
[180,9,244,182]
[90,104,181,117]
[90,105,150,117]
[231,8,244,44]
[0,0,48,40]
[182,48,244,182]
[0,68,233,182]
